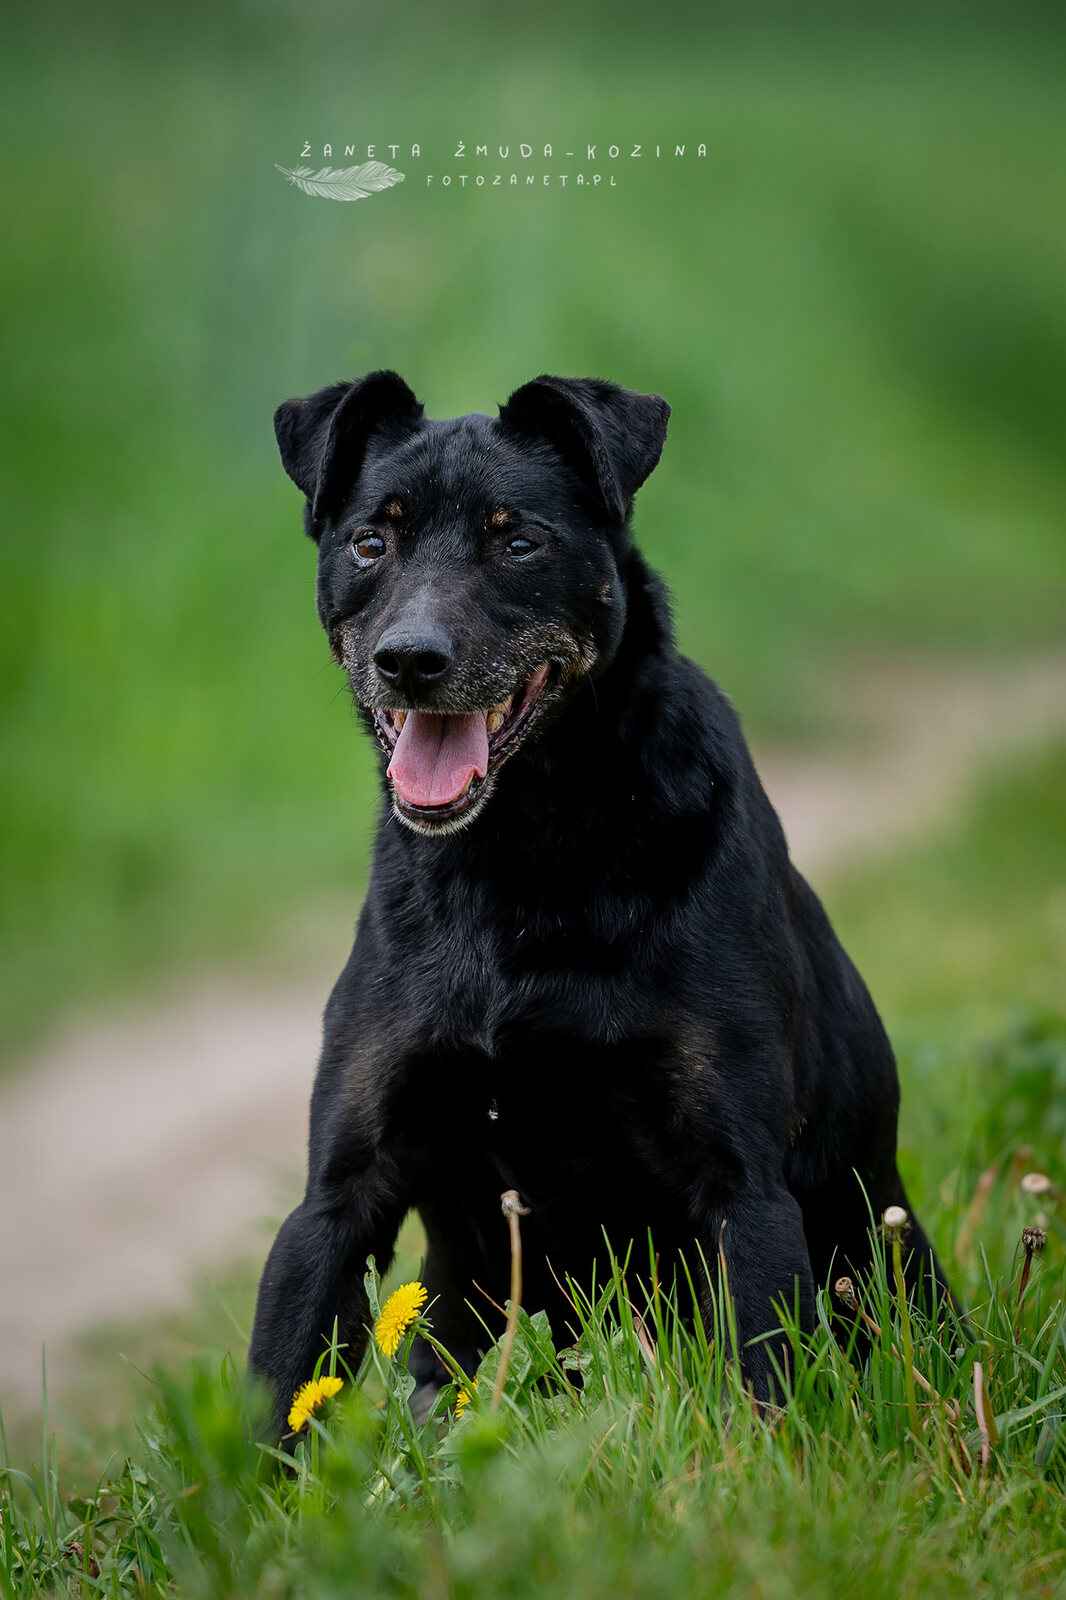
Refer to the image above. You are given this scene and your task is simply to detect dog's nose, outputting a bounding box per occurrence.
[373,625,454,697]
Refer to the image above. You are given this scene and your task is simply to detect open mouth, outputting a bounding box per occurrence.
[372,663,552,824]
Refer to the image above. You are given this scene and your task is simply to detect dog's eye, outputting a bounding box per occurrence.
[351,532,385,566]
[506,536,538,558]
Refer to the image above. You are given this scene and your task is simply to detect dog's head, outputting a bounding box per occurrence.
[274,371,670,834]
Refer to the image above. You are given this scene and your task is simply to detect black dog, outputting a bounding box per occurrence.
[250,370,950,1432]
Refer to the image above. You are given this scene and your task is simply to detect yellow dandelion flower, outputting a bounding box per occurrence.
[374,1280,428,1357]
[455,1379,476,1416]
[287,1373,344,1433]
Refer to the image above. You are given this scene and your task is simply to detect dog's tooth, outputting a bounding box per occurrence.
[487,710,504,735]
[394,710,407,731]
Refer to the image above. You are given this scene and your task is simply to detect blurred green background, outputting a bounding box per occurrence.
[2,2,1065,1053]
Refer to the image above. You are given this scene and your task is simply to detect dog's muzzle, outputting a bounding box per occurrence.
[372,663,553,824]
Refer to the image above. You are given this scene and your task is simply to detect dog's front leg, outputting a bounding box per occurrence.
[249,1163,408,1438]
[699,1186,816,1405]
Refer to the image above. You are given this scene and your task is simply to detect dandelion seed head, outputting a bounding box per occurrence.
[833,1275,859,1311]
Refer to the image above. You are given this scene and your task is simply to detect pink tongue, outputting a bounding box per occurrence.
[387,712,490,808]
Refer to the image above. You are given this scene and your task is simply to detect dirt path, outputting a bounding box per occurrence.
[3,653,1065,1407]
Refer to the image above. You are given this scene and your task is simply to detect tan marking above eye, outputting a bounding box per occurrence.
[383,498,405,520]
[488,506,512,529]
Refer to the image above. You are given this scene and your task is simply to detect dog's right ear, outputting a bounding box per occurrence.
[274,371,423,537]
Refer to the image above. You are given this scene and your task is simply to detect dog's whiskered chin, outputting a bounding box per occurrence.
[367,662,554,831]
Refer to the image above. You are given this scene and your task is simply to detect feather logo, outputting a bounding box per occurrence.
[274,160,405,202]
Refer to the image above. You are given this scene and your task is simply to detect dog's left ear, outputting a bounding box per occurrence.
[274,370,424,535]
[498,375,670,523]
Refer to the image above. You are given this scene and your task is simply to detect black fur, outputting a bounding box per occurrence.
[250,371,950,1433]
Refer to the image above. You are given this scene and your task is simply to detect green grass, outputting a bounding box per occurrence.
[827,742,1066,1224]
[3,744,1065,1597]
[833,743,1066,1032]
[2,1181,1064,1598]
[3,6,1066,1050]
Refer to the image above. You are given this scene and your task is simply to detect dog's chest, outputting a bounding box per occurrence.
[410,892,664,1059]
[483,1061,670,1200]
[384,881,708,1209]
[396,1020,692,1222]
